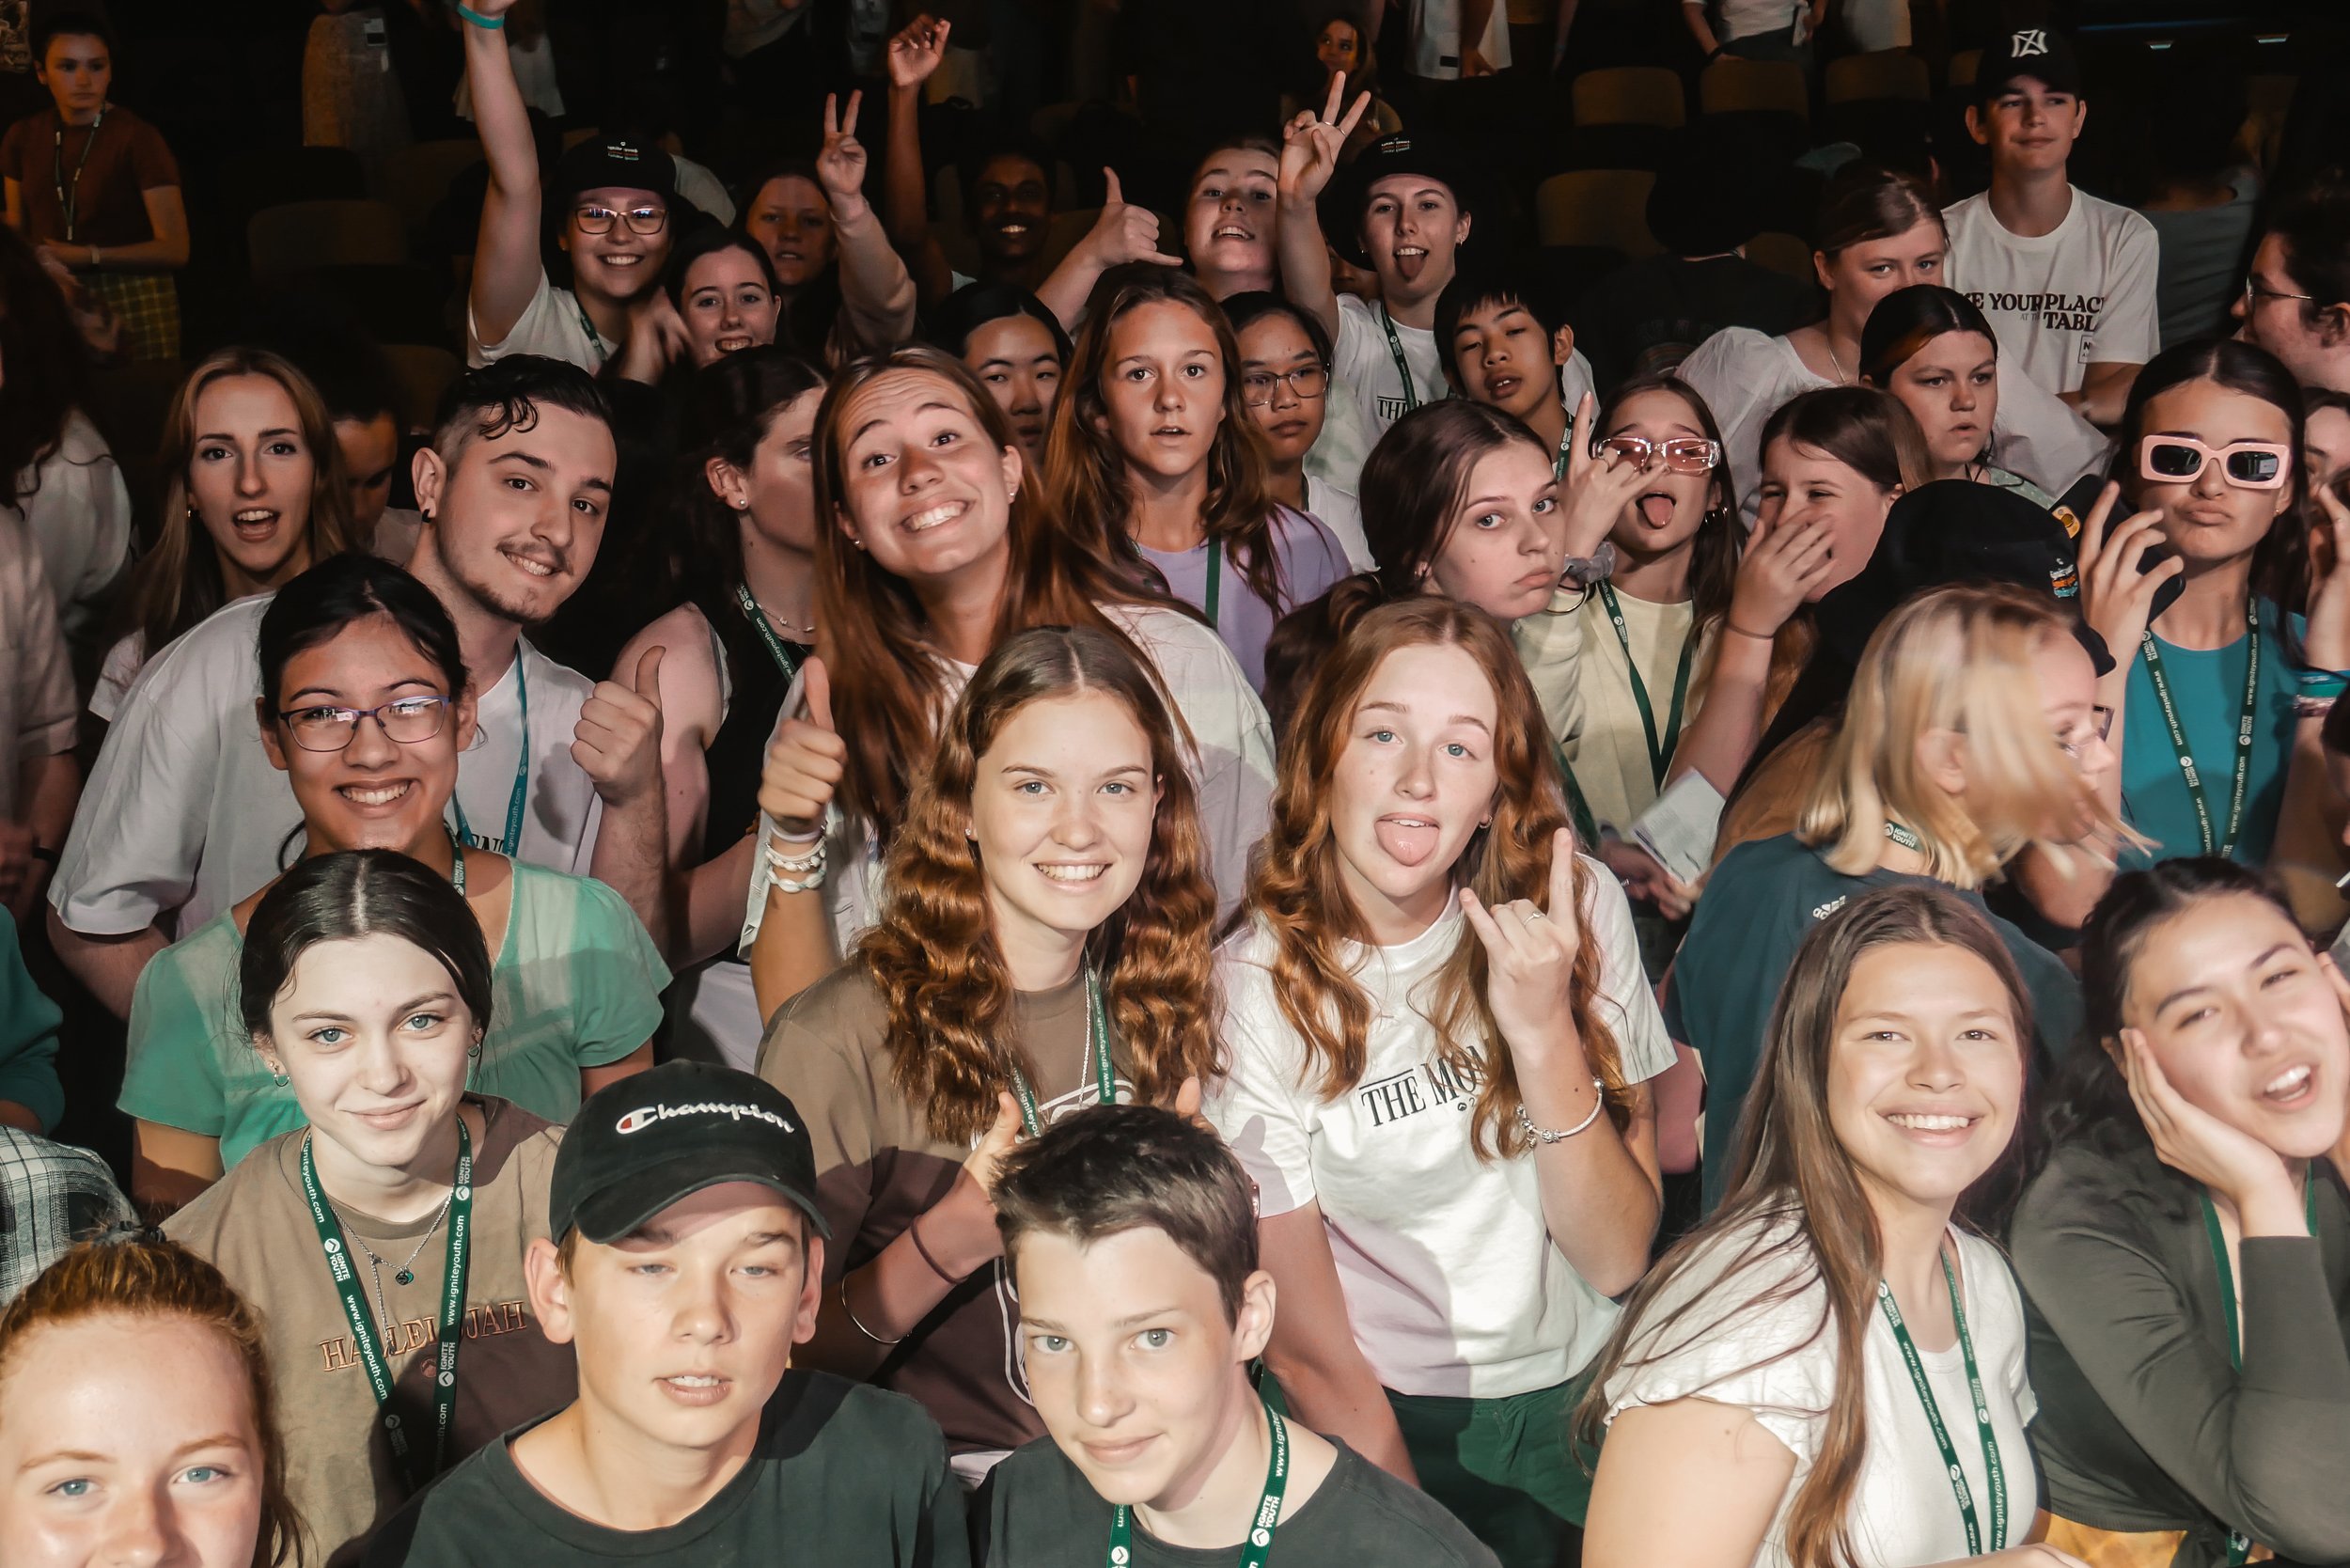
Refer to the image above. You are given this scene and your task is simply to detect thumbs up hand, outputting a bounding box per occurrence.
[759,656,849,839]
[573,646,667,807]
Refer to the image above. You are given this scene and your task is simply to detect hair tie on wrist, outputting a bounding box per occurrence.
[456,4,506,28]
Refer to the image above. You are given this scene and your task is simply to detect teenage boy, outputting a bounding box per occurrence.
[367,1061,968,1564]
[48,356,669,1016]
[0,9,189,360]
[462,0,678,370]
[1943,25,2158,426]
[1435,266,1596,473]
[1277,85,1474,492]
[2235,174,2350,394]
[975,1104,1497,1568]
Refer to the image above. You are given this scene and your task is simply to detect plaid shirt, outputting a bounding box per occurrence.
[0,1128,134,1306]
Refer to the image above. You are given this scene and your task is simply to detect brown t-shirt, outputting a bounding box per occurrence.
[0,105,179,248]
[164,1097,575,1567]
[758,965,1126,1457]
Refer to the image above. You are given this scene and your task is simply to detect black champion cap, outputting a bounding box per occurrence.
[549,1060,830,1246]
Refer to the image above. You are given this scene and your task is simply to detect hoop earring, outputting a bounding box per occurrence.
[266,1061,289,1088]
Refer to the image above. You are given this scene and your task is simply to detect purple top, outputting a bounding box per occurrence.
[1137,506,1352,690]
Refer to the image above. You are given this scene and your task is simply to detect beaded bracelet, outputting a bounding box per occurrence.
[763,830,827,893]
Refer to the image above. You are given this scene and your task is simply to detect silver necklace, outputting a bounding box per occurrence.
[333,1189,456,1326]
[1825,337,1854,384]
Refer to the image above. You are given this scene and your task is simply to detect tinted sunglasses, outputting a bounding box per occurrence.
[2137,434,2292,491]
[1591,434,1722,473]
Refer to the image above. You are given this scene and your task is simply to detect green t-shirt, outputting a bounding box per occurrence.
[2118,601,2302,868]
[120,860,668,1168]
[1664,833,2083,1212]
[0,907,61,1130]
[974,1433,1499,1568]
[364,1371,970,1566]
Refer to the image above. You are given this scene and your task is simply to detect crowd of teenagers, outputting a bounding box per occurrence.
[8,1,2350,1566]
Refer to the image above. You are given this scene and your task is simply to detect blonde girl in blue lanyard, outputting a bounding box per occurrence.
[2074,345,2350,869]
[1582,886,2070,1568]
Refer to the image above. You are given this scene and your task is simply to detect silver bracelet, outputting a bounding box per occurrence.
[1516,1078,1606,1145]
[838,1275,905,1345]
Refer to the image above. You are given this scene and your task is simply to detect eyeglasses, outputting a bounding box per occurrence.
[2056,704,2114,763]
[2138,434,2292,491]
[1591,434,1722,473]
[1241,365,1328,405]
[574,204,668,237]
[2243,274,2316,307]
[276,695,455,752]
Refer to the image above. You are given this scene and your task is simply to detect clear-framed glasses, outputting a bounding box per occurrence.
[574,203,668,237]
[2138,434,2292,491]
[276,695,455,753]
[1591,434,1722,473]
[2242,274,2316,307]
[1241,364,1329,406]
[2056,704,2114,763]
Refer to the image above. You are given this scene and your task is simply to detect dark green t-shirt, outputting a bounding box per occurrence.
[972,1432,1498,1568]
[363,1370,970,1566]
[1664,833,2084,1212]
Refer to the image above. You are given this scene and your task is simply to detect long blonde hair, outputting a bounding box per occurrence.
[1797,582,2123,886]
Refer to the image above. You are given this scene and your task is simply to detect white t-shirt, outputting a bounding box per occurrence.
[1943,187,2162,398]
[8,411,130,645]
[1305,475,1373,572]
[1676,325,2110,527]
[1405,0,1509,79]
[466,270,610,372]
[1207,872,1676,1399]
[0,513,74,823]
[672,152,735,227]
[739,600,1277,954]
[1603,1215,2040,1567]
[52,596,603,938]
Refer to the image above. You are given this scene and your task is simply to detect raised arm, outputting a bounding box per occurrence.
[882,15,959,310]
[1274,75,1368,342]
[1031,169,1182,331]
[816,92,918,352]
[746,658,849,1017]
[460,0,551,350]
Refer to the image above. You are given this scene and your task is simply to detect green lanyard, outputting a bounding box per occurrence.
[1108,1395,1289,1568]
[1551,417,1577,481]
[1877,1250,2010,1557]
[1594,584,1693,789]
[2138,602,2260,858]
[1884,820,1923,853]
[1555,740,1604,849]
[1203,540,1224,626]
[449,657,529,855]
[2199,1176,2318,1566]
[571,290,611,364]
[52,107,105,243]
[1008,968,1116,1137]
[1378,304,1424,415]
[734,582,807,683]
[299,1121,475,1497]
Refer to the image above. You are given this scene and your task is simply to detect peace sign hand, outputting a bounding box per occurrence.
[1279,71,1371,207]
[1459,827,1586,1065]
[817,92,872,219]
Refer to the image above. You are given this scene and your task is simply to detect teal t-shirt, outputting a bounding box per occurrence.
[120,861,669,1168]
[1664,833,2084,1214]
[2119,600,2301,868]
[0,907,61,1130]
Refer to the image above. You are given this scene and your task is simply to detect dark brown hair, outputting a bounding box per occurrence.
[1598,372,1743,633]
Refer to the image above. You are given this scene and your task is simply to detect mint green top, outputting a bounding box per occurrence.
[120,861,668,1169]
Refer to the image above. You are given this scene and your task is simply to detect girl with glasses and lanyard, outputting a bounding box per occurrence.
[1585,883,2085,1568]
[1226,290,1375,573]
[2075,338,2350,870]
[1043,264,1352,693]
[164,848,578,1565]
[119,554,666,1215]
[2016,858,2350,1568]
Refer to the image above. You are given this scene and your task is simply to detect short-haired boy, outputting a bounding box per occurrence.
[974,1104,1497,1568]
[367,1062,968,1565]
[1435,266,1596,475]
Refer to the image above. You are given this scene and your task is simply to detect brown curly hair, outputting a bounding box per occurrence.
[1246,597,1634,1157]
[854,625,1222,1144]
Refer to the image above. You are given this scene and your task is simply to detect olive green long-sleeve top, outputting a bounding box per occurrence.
[2012,1137,2350,1568]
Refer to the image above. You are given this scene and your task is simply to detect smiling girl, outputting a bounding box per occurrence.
[1586,884,2078,1568]
[1211,597,1672,1567]
[165,848,575,1564]
[655,230,782,372]
[101,347,353,722]
[1184,136,1284,301]
[0,1236,297,1568]
[2016,859,2350,1568]
[1046,265,1351,690]
[759,626,1221,1472]
[121,554,666,1213]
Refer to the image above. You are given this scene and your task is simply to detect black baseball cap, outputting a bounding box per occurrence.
[1975,25,2083,105]
[1326,132,1478,263]
[1815,479,2112,671]
[555,135,677,207]
[550,1061,830,1246]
